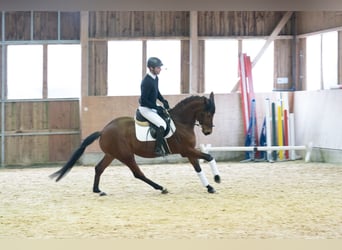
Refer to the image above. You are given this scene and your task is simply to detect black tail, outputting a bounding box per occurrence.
[49,131,101,182]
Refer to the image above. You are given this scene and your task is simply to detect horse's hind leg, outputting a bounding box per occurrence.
[93,154,114,195]
[120,156,168,194]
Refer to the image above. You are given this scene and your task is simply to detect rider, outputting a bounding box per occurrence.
[138,57,170,156]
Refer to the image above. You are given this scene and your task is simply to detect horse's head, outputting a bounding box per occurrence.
[170,92,216,135]
[197,92,216,135]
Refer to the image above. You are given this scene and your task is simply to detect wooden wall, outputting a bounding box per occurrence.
[274,39,294,90]
[2,100,80,165]
[4,11,80,41]
[87,11,294,38]
[88,11,190,38]
[197,11,292,36]
[0,11,81,166]
[83,11,342,95]
[85,11,296,96]
[296,11,342,35]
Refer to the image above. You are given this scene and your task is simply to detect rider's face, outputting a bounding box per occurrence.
[151,66,161,75]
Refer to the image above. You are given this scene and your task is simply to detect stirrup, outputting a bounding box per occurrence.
[154,148,165,157]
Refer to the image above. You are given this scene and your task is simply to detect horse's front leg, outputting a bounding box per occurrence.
[199,146,221,184]
[188,157,216,193]
[205,154,221,184]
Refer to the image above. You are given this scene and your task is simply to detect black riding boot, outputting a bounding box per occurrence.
[154,126,165,157]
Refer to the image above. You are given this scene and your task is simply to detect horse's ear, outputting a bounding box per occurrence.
[209,92,214,103]
[208,92,215,113]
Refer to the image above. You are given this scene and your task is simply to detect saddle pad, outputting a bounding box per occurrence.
[135,119,176,141]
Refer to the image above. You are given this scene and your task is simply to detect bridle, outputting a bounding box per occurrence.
[195,111,215,129]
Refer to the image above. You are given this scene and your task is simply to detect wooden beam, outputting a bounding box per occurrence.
[252,11,293,67]
[231,11,293,92]
[297,26,342,39]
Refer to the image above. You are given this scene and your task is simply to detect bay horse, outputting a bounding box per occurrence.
[50,92,221,195]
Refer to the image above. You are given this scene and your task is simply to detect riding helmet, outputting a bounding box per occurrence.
[147,57,163,68]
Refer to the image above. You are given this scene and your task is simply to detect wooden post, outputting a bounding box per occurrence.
[338,31,342,85]
[189,11,198,94]
[142,40,147,78]
[42,44,48,99]
[180,40,190,94]
[80,11,89,98]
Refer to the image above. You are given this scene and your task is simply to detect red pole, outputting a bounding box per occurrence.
[283,109,289,159]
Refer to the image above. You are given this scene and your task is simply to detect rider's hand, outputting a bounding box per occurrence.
[162,100,170,110]
[156,106,165,115]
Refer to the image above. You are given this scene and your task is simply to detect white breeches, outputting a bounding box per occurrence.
[138,106,167,129]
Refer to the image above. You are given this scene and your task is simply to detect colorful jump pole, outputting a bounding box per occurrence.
[264,98,272,161]
[239,53,249,135]
[282,92,290,160]
[283,109,289,159]
[289,113,296,160]
[277,100,284,160]
[250,99,256,160]
[271,102,277,160]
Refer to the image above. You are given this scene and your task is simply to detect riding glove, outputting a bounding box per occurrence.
[162,100,170,110]
[156,106,165,116]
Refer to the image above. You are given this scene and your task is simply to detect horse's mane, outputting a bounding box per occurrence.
[173,95,202,109]
[172,95,215,113]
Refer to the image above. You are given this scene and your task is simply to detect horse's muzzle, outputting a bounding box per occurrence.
[202,128,212,136]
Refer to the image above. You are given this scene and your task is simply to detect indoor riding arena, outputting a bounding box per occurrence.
[1,2,342,241]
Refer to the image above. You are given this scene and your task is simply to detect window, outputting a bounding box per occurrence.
[48,44,81,98]
[242,39,274,92]
[7,44,81,99]
[107,40,181,96]
[322,32,338,89]
[7,45,43,99]
[306,31,338,90]
[108,41,143,96]
[147,40,181,94]
[205,40,238,93]
[204,39,274,93]
[306,34,322,90]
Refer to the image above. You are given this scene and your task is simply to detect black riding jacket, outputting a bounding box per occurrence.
[139,74,165,109]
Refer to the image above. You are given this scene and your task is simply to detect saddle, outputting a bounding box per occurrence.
[135,108,173,155]
[135,108,171,138]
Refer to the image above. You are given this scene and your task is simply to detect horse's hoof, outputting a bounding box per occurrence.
[99,192,107,196]
[207,185,216,193]
[161,188,168,194]
[214,175,221,183]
